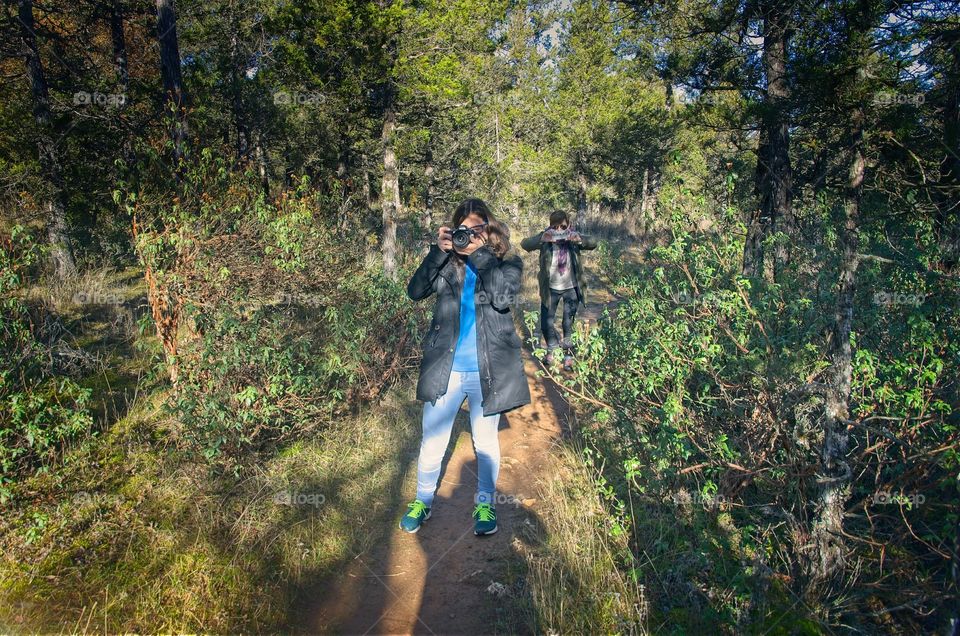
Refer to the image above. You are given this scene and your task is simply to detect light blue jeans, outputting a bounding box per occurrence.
[416,370,501,507]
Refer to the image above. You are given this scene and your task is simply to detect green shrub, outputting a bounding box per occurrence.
[0,226,92,495]
[558,211,959,629]
[124,148,422,474]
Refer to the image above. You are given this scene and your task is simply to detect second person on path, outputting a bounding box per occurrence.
[521,211,598,370]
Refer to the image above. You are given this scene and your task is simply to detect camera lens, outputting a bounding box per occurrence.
[451,227,472,249]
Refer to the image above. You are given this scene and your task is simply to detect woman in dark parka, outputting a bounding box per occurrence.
[399,198,531,536]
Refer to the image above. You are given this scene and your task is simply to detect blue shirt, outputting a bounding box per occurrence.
[451,261,480,372]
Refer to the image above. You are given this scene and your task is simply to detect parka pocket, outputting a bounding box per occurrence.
[428,323,441,348]
[502,330,523,348]
[494,323,523,348]
[420,317,440,349]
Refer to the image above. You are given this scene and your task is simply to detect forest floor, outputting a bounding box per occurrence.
[0,240,637,634]
[294,245,631,635]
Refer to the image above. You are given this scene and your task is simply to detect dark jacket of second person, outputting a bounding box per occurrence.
[520,230,598,307]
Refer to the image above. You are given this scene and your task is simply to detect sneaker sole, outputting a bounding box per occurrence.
[399,510,431,533]
[474,524,498,536]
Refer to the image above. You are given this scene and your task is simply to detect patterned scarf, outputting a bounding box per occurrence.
[555,238,569,275]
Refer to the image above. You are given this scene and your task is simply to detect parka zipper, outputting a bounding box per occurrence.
[476,276,493,407]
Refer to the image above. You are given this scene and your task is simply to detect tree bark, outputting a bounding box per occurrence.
[229,31,250,164]
[938,29,960,271]
[743,124,769,277]
[810,106,865,583]
[423,147,434,232]
[253,131,270,195]
[748,0,794,281]
[381,94,400,280]
[155,0,187,172]
[362,152,373,217]
[641,167,658,235]
[110,1,129,93]
[576,165,588,226]
[109,0,137,175]
[18,0,76,279]
[663,69,674,111]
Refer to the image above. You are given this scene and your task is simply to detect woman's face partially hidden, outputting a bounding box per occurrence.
[462,212,489,242]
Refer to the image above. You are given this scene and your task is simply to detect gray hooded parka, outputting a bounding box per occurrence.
[407,243,532,416]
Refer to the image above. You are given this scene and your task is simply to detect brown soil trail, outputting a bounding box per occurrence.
[297,347,572,635]
[296,244,635,635]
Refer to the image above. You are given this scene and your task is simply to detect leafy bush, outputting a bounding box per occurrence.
[124,148,422,473]
[0,226,92,495]
[558,212,959,629]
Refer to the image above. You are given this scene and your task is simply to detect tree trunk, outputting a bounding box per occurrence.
[253,131,270,195]
[155,0,187,172]
[362,152,373,216]
[743,124,769,277]
[761,1,794,279]
[938,30,960,272]
[663,69,674,111]
[229,32,250,164]
[641,168,657,236]
[110,1,130,93]
[18,0,76,279]
[626,192,638,238]
[810,107,865,583]
[110,0,137,176]
[576,166,588,226]
[381,96,400,280]
[423,147,434,232]
[751,1,794,281]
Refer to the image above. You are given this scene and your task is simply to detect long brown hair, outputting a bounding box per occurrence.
[449,198,511,281]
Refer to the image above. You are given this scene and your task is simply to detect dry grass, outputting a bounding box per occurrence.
[513,432,649,635]
[24,266,138,316]
[0,375,422,633]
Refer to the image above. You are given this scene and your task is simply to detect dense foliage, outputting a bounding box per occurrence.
[0,227,92,495]
[1,0,957,631]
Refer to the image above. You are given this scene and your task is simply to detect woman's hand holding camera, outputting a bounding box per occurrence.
[543,228,581,244]
[455,230,486,256]
[437,226,453,252]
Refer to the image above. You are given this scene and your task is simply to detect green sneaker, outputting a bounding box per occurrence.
[399,499,431,533]
[473,503,498,535]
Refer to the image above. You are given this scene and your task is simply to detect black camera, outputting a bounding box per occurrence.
[451,225,476,250]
